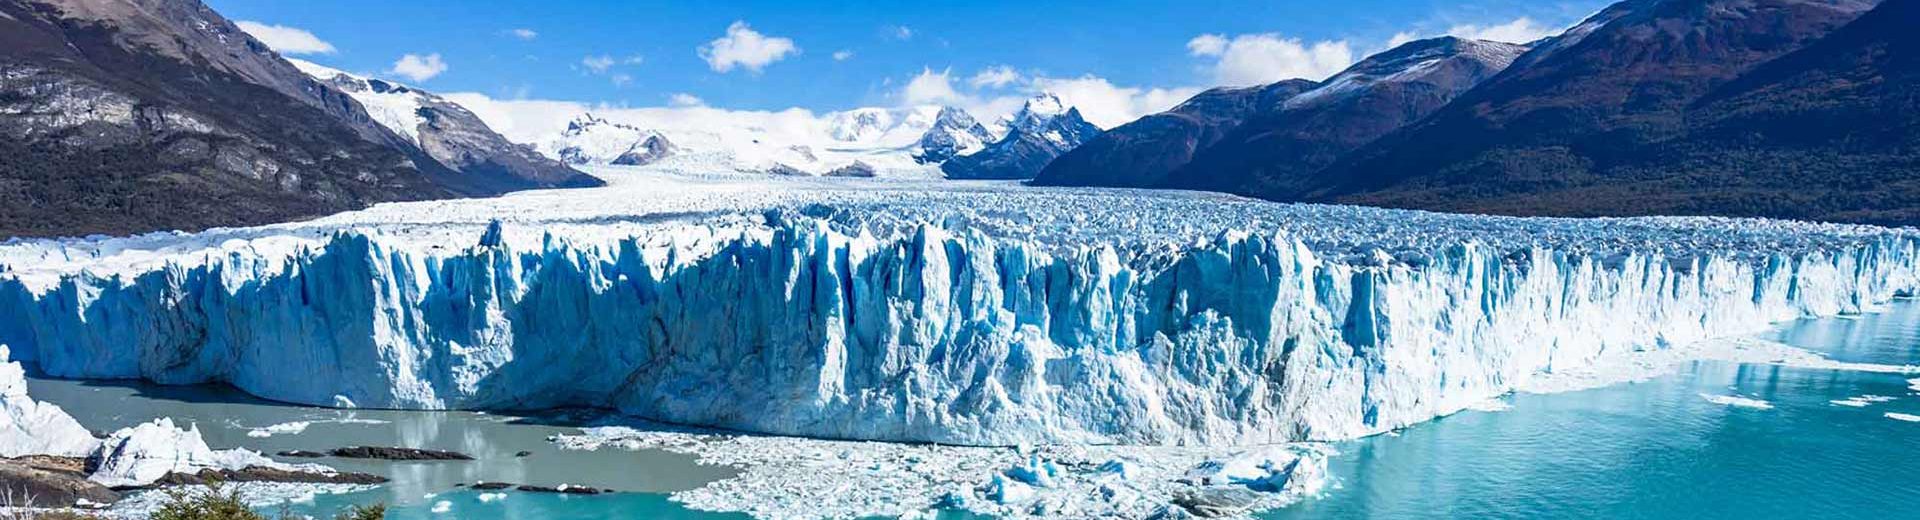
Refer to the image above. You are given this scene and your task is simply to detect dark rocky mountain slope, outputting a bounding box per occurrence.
[1029,80,1318,189]
[0,0,595,238]
[1319,0,1896,223]
[1031,37,1526,195]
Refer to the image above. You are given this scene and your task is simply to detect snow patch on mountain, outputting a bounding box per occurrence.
[288,58,427,145]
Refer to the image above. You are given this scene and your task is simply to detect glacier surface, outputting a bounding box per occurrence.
[3,169,1917,446]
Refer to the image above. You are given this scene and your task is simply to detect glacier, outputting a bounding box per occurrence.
[2,169,1917,447]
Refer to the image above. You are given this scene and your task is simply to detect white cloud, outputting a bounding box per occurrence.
[581,55,617,73]
[1187,33,1353,85]
[610,73,633,87]
[894,66,1197,129]
[388,53,447,82]
[969,66,1021,89]
[700,21,799,74]
[890,25,914,40]
[508,28,538,40]
[235,21,335,55]
[832,50,855,61]
[1446,17,1558,44]
[669,93,705,107]
[902,67,964,105]
[1185,34,1228,57]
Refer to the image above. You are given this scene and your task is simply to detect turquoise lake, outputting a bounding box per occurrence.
[29,301,1920,519]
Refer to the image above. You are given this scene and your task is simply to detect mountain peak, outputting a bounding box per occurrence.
[914,106,994,164]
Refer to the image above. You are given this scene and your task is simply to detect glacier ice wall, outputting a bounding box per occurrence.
[3,221,1916,446]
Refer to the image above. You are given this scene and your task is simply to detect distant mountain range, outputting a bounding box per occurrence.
[942,93,1103,180]
[0,0,596,238]
[535,92,1102,181]
[1036,0,1918,225]
[4,0,1911,238]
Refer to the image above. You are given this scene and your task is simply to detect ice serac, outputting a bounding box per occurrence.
[2,220,1917,446]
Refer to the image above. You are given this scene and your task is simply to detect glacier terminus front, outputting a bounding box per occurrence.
[4,169,1915,450]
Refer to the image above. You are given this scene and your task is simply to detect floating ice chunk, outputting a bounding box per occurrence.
[1830,395,1895,407]
[431,500,452,513]
[247,421,312,438]
[1886,412,1920,423]
[1700,394,1773,410]
[1909,378,1920,392]
[0,345,99,457]
[478,492,507,503]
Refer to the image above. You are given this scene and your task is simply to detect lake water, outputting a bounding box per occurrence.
[1266,301,1920,520]
[29,302,1920,519]
[25,377,743,519]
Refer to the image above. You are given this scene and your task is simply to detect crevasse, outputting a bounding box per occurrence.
[2,220,1915,446]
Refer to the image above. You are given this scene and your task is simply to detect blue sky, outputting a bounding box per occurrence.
[212,0,1610,124]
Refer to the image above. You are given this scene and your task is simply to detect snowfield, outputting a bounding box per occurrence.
[3,166,1918,447]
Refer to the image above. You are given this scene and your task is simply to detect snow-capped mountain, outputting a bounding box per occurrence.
[943,94,1102,180]
[291,59,601,193]
[545,114,678,166]
[913,107,995,164]
[1000,92,1069,135]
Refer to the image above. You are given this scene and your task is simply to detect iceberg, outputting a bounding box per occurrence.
[2,172,1917,447]
[0,345,98,458]
[85,417,310,488]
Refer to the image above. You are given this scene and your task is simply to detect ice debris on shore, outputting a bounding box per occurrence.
[554,424,1329,519]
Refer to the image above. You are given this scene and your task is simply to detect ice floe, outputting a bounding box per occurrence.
[1700,394,1774,410]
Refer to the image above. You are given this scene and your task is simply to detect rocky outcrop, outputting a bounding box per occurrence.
[326,447,474,461]
[0,458,118,508]
[148,466,387,487]
[612,135,677,166]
